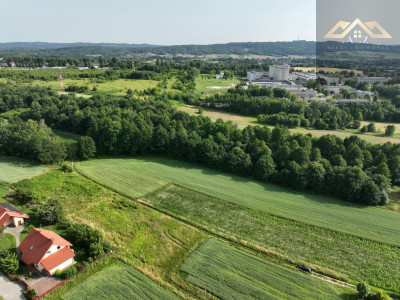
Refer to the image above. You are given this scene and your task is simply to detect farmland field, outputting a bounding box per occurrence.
[75,157,400,247]
[12,170,207,298]
[144,184,400,293]
[178,105,400,144]
[0,156,47,182]
[181,239,353,300]
[62,261,179,300]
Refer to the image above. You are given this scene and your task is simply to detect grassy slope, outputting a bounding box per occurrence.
[12,170,206,299]
[181,239,353,300]
[195,76,238,96]
[143,184,400,293]
[75,157,400,247]
[0,234,16,251]
[62,261,179,300]
[0,156,47,182]
[178,105,400,144]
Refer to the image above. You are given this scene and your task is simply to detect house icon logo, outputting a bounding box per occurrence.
[324,18,392,43]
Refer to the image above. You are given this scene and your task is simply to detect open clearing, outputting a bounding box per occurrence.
[144,184,400,293]
[62,261,179,300]
[195,76,238,96]
[178,105,400,144]
[0,156,47,182]
[75,157,400,247]
[181,239,353,300]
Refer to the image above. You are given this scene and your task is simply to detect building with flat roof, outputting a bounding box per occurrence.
[357,77,391,84]
[318,75,340,85]
[269,64,290,81]
[247,70,267,82]
[290,72,317,85]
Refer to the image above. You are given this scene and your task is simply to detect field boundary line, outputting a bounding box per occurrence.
[73,165,356,291]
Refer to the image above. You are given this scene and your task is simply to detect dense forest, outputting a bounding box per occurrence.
[0,83,399,207]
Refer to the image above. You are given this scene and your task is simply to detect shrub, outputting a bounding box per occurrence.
[60,163,73,173]
[0,251,19,274]
[78,136,96,160]
[356,282,370,299]
[54,269,63,278]
[63,266,77,278]
[385,125,396,136]
[28,289,37,297]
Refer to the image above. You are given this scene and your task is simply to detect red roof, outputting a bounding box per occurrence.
[40,247,75,272]
[0,210,29,227]
[18,228,72,266]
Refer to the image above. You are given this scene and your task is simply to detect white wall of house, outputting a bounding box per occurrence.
[48,258,75,275]
[12,217,25,227]
[42,245,66,260]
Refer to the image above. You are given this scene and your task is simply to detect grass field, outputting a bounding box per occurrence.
[52,129,80,145]
[62,261,179,300]
[12,170,207,299]
[30,78,161,95]
[178,105,400,144]
[0,234,16,251]
[144,184,400,293]
[195,76,238,96]
[181,239,354,300]
[0,156,47,182]
[75,157,400,247]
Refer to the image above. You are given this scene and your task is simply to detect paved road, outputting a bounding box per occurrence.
[4,226,24,247]
[0,273,25,300]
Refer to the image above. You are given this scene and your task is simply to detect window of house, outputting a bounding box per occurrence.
[57,246,61,249]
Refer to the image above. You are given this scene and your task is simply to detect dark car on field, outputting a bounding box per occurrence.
[297,265,312,273]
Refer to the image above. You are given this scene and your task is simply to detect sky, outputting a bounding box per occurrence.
[0,0,316,45]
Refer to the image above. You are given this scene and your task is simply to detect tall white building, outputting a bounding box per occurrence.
[269,64,290,81]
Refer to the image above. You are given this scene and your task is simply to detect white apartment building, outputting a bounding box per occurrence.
[268,64,290,81]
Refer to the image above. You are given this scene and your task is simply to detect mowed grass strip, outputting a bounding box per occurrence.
[76,157,400,247]
[76,159,169,198]
[62,261,179,300]
[181,239,353,300]
[0,156,47,182]
[144,184,400,293]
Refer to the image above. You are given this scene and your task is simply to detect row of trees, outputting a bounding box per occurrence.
[2,83,398,206]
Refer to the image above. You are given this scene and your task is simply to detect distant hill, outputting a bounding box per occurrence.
[0,41,316,57]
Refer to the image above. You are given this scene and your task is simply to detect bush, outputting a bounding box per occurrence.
[28,289,37,297]
[54,269,63,278]
[385,125,396,136]
[0,251,19,274]
[63,266,77,278]
[356,282,370,299]
[13,188,36,204]
[60,163,73,173]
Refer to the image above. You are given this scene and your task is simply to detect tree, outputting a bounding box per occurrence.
[78,136,96,160]
[0,251,19,274]
[306,162,326,193]
[367,122,376,132]
[346,144,364,167]
[388,156,400,184]
[385,125,395,136]
[254,155,276,181]
[356,282,370,299]
[373,162,391,180]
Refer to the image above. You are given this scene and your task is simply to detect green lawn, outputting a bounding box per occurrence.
[31,78,160,96]
[62,261,179,300]
[144,184,400,293]
[195,76,238,96]
[75,157,400,247]
[0,234,16,251]
[0,156,47,182]
[52,129,80,146]
[181,239,354,300]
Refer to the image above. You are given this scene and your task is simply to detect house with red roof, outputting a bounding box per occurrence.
[0,203,29,227]
[9,61,16,68]
[17,228,76,275]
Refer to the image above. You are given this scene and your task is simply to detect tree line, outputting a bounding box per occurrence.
[1,83,399,207]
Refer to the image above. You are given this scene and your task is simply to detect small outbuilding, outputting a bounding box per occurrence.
[0,203,29,227]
